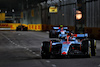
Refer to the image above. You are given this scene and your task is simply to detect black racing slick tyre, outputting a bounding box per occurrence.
[49,30,56,38]
[82,40,91,58]
[49,31,52,38]
[41,41,51,59]
[90,39,96,56]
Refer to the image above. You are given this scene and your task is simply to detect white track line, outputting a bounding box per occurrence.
[29,50,32,52]
[98,64,100,67]
[32,52,36,54]
[46,60,50,63]
[1,33,42,59]
[52,64,56,67]
[23,47,27,49]
[26,48,29,50]
[36,54,40,56]
[18,34,21,35]
[1,32,57,67]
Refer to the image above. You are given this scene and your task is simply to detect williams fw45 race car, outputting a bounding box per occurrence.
[41,27,96,59]
[49,26,69,38]
[16,25,28,31]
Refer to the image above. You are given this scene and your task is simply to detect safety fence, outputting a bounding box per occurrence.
[0,23,75,31]
[0,23,21,30]
[41,24,100,39]
[28,24,42,31]
[0,23,100,39]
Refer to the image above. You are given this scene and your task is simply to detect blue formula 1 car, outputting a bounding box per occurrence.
[49,26,69,38]
[41,27,96,59]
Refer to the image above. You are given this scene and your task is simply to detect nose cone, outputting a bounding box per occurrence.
[62,52,67,55]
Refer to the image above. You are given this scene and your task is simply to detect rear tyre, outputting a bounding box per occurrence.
[49,31,52,38]
[49,30,56,38]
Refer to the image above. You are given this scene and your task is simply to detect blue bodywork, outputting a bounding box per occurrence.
[41,26,96,59]
[51,32,88,55]
[44,26,88,56]
[53,27,68,30]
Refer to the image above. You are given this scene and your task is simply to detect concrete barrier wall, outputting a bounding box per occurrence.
[0,23,21,30]
[85,27,100,39]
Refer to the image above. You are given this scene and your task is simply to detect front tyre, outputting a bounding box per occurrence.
[41,41,51,59]
[90,39,96,56]
[82,40,91,58]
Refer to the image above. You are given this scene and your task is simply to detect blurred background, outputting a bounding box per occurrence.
[0,0,99,39]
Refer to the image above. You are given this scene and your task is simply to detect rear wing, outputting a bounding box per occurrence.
[53,27,68,30]
[74,33,88,39]
[67,33,88,38]
[74,34,88,37]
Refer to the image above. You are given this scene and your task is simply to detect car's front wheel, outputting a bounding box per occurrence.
[82,40,91,58]
[41,41,51,59]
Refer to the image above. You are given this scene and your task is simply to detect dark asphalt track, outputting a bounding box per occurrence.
[0,31,100,67]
